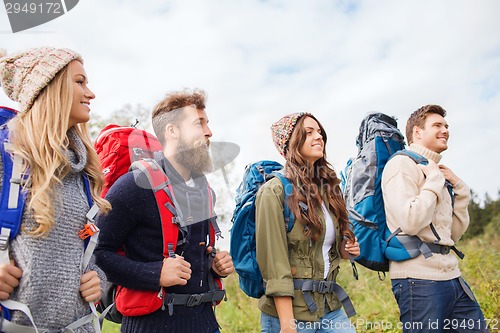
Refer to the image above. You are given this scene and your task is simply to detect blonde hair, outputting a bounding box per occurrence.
[8,61,110,237]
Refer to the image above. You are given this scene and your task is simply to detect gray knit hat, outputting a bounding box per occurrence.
[0,47,82,113]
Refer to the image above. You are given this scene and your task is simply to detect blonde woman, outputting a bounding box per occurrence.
[256,113,359,333]
[0,47,110,332]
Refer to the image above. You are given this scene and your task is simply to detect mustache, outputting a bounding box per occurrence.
[193,139,210,149]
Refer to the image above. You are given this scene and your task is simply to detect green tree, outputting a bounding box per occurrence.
[466,190,487,239]
[465,190,500,239]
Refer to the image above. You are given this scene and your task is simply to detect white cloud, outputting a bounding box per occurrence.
[1,0,499,203]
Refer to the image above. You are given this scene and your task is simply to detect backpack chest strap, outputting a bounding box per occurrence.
[0,308,97,333]
[387,228,465,260]
[293,279,356,318]
[162,290,227,316]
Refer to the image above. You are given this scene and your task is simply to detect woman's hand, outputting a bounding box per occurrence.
[341,237,360,259]
[0,260,22,300]
[80,270,101,303]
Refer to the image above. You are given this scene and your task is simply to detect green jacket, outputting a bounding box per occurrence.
[255,177,343,321]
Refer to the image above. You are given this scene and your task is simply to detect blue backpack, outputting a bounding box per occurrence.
[0,107,26,248]
[230,160,294,298]
[0,106,99,329]
[341,113,448,274]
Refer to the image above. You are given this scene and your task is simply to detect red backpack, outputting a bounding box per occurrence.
[94,124,163,197]
[94,126,225,323]
[114,159,224,318]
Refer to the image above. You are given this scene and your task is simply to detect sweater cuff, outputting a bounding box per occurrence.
[265,278,294,297]
[421,169,445,195]
[131,261,164,291]
[452,179,469,195]
[210,268,225,279]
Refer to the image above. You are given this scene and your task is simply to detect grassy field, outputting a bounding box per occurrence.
[102,234,499,333]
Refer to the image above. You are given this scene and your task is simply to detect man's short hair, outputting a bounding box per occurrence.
[152,89,207,145]
[406,104,447,145]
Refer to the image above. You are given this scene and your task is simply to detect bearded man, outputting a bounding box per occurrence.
[95,89,234,333]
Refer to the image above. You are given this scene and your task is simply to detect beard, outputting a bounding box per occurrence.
[176,136,213,174]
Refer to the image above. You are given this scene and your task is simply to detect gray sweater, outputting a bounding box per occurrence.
[0,128,106,332]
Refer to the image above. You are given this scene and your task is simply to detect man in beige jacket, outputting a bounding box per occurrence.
[382,105,489,333]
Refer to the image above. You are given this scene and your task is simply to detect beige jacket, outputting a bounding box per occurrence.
[381,144,470,280]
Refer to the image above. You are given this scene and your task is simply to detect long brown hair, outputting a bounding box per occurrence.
[285,115,354,242]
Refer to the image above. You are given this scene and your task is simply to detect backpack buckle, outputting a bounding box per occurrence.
[439,245,451,255]
[172,216,183,225]
[9,177,26,186]
[78,224,100,240]
[314,281,332,294]
[132,147,144,157]
[186,294,203,307]
[0,227,11,250]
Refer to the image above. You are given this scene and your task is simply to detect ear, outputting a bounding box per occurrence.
[164,123,178,141]
[412,125,421,141]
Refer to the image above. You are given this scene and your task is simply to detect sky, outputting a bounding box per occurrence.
[1,1,499,241]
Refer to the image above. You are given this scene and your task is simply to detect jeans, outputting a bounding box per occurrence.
[391,277,489,333]
[260,308,355,333]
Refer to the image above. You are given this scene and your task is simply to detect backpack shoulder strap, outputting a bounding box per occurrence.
[388,150,464,259]
[272,172,295,232]
[79,174,100,271]
[82,174,93,207]
[400,150,455,204]
[393,149,455,203]
[131,159,181,258]
[206,185,221,248]
[0,127,27,264]
[391,149,428,165]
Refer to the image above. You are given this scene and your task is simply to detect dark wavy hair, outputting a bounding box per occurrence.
[285,114,354,242]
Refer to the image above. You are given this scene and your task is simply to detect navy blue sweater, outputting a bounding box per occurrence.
[95,155,219,333]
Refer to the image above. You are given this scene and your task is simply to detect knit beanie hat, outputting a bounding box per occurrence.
[0,47,82,113]
[271,112,311,157]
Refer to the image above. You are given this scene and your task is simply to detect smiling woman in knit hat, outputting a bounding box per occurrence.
[255,112,360,333]
[0,47,110,332]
